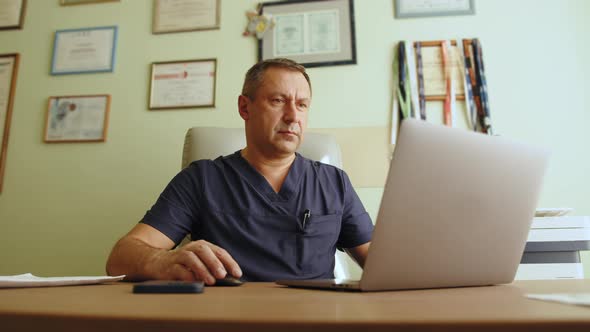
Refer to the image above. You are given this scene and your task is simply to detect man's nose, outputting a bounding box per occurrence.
[282,101,298,123]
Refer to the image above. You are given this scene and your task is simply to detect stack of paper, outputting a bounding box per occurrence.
[527,293,590,307]
[516,214,590,280]
[527,216,590,242]
[0,273,125,288]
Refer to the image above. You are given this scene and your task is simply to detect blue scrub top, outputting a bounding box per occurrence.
[142,151,373,281]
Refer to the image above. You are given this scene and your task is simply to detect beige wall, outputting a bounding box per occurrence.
[0,0,588,277]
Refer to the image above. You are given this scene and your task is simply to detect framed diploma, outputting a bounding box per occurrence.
[60,0,120,5]
[418,40,465,99]
[50,26,118,75]
[0,0,26,30]
[149,59,216,110]
[0,53,19,193]
[394,0,475,18]
[153,0,220,34]
[259,0,356,68]
[44,95,110,143]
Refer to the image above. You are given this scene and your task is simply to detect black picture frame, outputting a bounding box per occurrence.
[259,0,357,68]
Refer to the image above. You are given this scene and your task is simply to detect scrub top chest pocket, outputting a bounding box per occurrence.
[299,213,342,276]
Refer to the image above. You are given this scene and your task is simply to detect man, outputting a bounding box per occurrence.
[106,58,373,284]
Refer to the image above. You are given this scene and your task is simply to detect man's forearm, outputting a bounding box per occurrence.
[345,242,371,268]
[106,236,167,281]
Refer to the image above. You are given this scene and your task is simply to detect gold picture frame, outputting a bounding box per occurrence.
[414,40,465,101]
[149,59,217,110]
[0,53,20,193]
[44,94,111,143]
[152,0,221,34]
[0,0,26,30]
[60,0,120,6]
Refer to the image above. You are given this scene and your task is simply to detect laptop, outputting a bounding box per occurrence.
[276,119,550,292]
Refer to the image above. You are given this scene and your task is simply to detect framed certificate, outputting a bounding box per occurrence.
[60,0,120,5]
[50,26,118,75]
[0,0,26,30]
[394,0,475,18]
[44,95,111,143]
[259,0,356,68]
[149,59,216,110]
[0,53,19,193]
[153,0,220,34]
[418,41,465,99]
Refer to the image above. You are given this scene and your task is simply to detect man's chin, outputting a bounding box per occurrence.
[273,141,300,155]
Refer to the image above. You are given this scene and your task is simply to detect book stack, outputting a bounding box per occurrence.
[515,215,590,280]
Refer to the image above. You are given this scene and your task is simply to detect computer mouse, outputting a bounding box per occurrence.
[213,276,244,286]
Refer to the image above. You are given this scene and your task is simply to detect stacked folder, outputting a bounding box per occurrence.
[516,215,590,280]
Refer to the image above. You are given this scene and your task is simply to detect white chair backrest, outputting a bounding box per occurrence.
[181,127,352,279]
[182,127,343,169]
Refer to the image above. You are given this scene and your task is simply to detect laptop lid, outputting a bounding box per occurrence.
[359,119,550,291]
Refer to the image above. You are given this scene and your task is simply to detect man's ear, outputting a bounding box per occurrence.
[238,95,250,120]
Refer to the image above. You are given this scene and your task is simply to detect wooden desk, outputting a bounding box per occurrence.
[1,280,590,332]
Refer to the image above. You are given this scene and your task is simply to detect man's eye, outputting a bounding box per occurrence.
[272,98,284,104]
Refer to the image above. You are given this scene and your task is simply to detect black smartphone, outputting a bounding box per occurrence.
[133,281,204,294]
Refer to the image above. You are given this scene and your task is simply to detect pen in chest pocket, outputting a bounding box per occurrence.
[302,209,311,230]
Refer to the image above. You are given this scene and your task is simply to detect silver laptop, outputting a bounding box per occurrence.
[277,119,550,292]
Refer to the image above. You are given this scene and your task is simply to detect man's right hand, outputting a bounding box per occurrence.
[106,224,242,285]
[152,240,243,285]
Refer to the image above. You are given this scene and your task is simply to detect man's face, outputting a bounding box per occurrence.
[239,67,311,157]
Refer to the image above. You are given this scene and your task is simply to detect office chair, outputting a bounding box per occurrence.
[181,127,352,278]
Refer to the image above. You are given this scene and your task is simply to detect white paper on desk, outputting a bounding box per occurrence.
[526,293,590,307]
[0,273,125,288]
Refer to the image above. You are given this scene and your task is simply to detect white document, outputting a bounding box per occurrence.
[527,293,590,307]
[274,13,305,56]
[420,45,464,96]
[527,228,590,242]
[308,10,340,53]
[398,0,472,14]
[53,27,116,73]
[0,273,125,288]
[150,60,216,108]
[273,9,341,57]
[515,263,584,280]
[531,216,590,229]
[46,96,108,140]
[0,0,23,27]
[154,0,219,32]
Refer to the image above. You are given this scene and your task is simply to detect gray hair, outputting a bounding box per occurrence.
[241,58,311,99]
